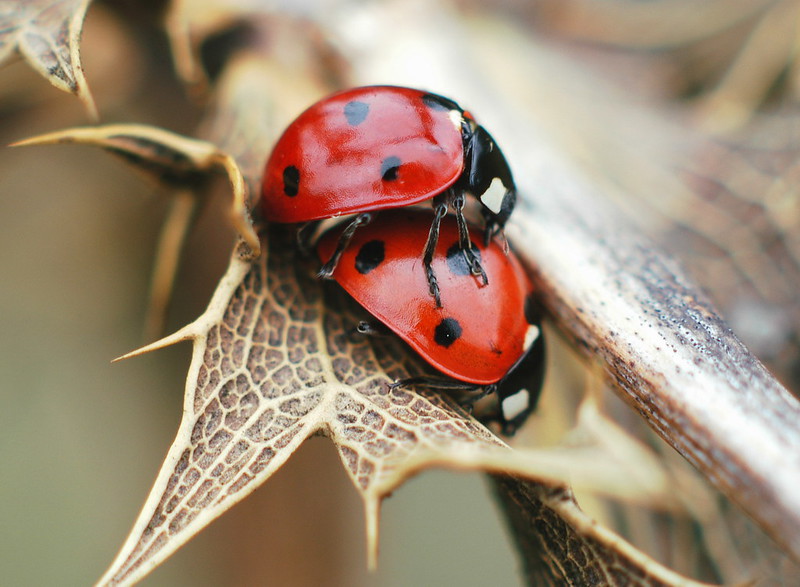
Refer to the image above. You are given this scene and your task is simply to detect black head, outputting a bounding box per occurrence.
[463,125,516,233]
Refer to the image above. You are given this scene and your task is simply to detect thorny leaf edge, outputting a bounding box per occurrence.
[4,0,99,118]
[97,229,510,584]
[9,123,261,257]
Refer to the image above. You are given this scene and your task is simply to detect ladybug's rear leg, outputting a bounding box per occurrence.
[422,196,449,307]
[318,212,374,279]
[390,376,489,403]
[391,376,481,391]
[452,191,488,286]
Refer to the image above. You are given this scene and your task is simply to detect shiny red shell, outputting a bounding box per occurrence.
[261,86,465,223]
[317,209,535,384]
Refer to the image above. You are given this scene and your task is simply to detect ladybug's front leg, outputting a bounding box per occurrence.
[451,190,488,286]
[296,220,322,254]
[422,196,449,307]
[318,212,374,279]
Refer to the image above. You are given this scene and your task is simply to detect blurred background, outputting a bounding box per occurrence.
[2,0,799,585]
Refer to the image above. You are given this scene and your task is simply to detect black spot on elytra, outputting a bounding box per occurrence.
[344,100,370,126]
[355,240,385,274]
[434,317,462,348]
[380,156,402,181]
[283,165,300,197]
[422,93,460,112]
[446,242,482,276]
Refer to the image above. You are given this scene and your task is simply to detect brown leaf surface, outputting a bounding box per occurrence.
[95,226,499,585]
[493,479,700,586]
[97,223,716,586]
[0,0,96,117]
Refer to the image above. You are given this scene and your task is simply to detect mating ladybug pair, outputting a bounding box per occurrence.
[260,85,544,434]
[261,85,516,307]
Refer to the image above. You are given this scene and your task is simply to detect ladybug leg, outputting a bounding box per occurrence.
[390,377,484,403]
[296,220,321,253]
[353,320,391,337]
[422,196,449,307]
[318,212,374,279]
[452,191,488,285]
[391,377,493,416]
[391,376,479,390]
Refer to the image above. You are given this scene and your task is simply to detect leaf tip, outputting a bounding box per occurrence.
[217,153,261,258]
[365,495,381,571]
[8,129,82,148]
[8,136,49,149]
[80,86,100,123]
[112,324,197,362]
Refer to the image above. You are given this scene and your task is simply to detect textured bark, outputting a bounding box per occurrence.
[503,155,800,563]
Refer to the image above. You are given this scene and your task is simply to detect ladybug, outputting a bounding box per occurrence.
[262,85,516,306]
[317,209,544,435]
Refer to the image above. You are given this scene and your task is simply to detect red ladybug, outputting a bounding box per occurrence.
[262,85,516,306]
[317,209,544,435]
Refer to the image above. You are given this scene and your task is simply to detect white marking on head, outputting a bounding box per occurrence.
[523,324,540,352]
[502,389,531,423]
[448,109,463,130]
[480,177,506,214]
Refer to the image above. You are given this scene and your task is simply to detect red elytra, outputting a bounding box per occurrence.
[262,86,467,223]
[317,209,538,385]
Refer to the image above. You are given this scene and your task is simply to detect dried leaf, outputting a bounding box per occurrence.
[95,227,499,585]
[12,124,260,257]
[0,0,96,118]
[164,1,346,93]
[197,52,335,197]
[97,225,712,586]
[491,478,716,586]
[12,124,264,337]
